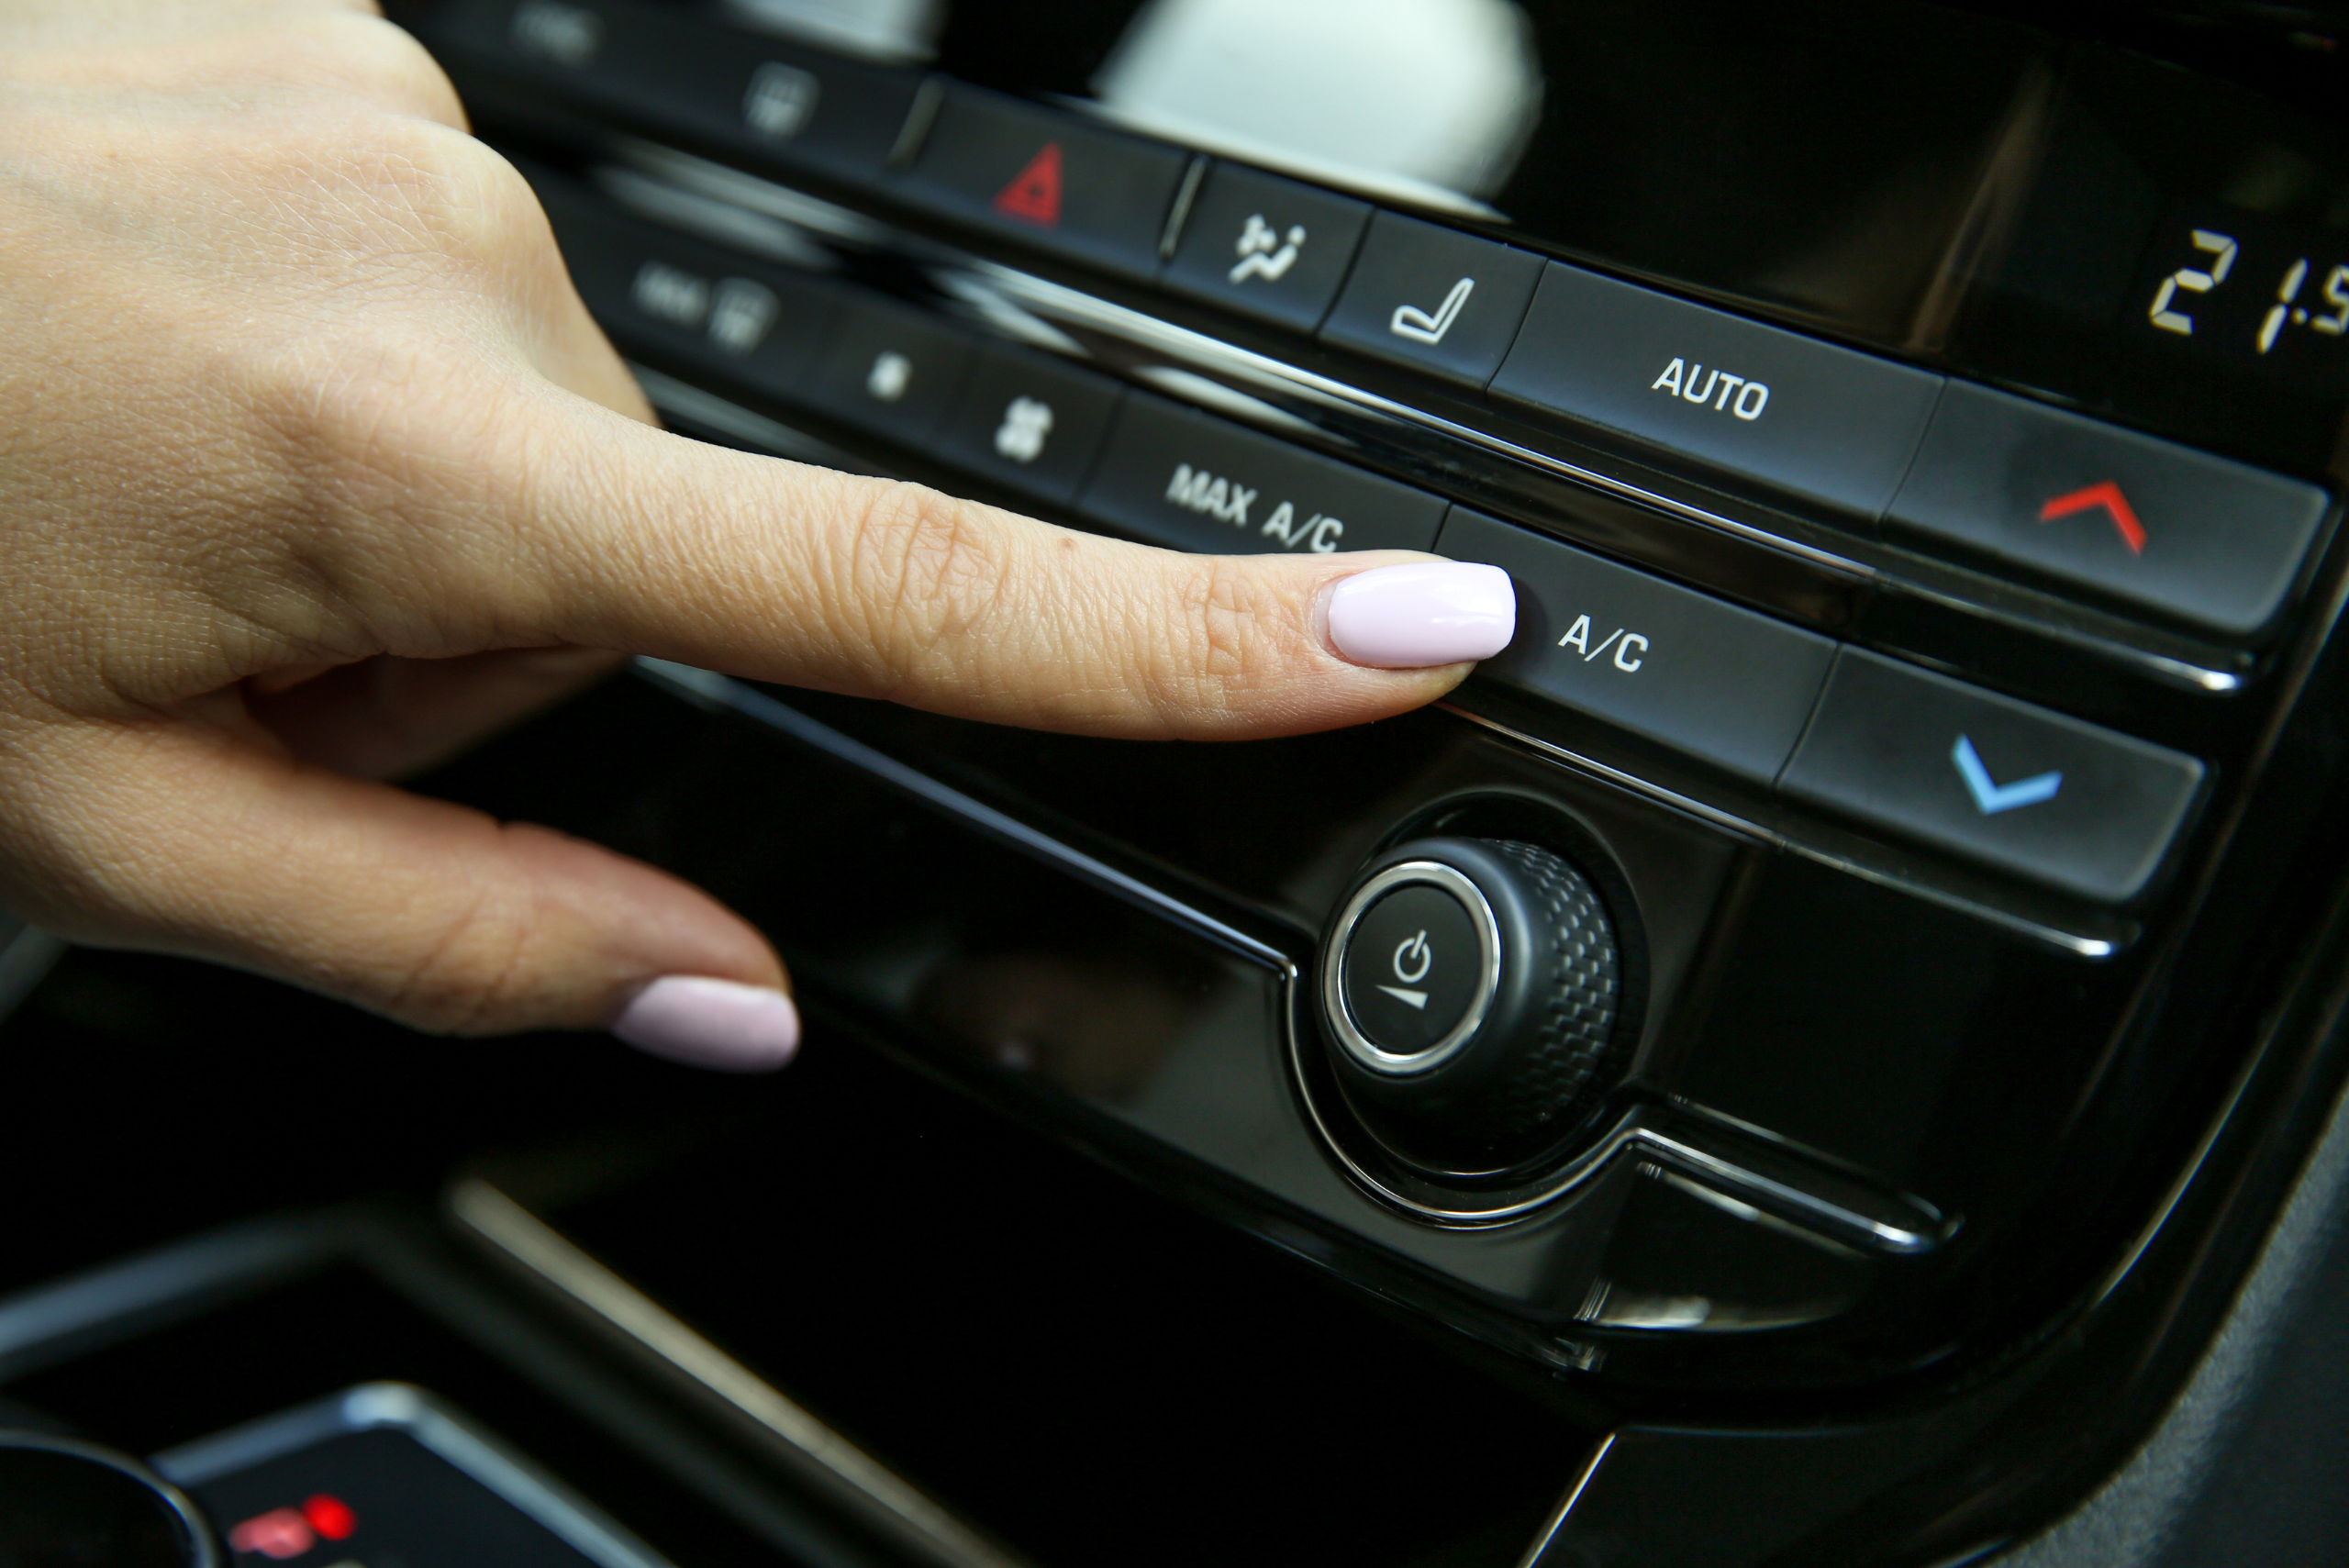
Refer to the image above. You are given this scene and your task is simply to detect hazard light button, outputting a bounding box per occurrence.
[1885,382,2329,636]
[895,85,1192,280]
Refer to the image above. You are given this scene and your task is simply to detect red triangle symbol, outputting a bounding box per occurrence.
[993,141,1063,228]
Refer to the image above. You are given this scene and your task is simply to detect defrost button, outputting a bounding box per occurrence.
[531,172,835,401]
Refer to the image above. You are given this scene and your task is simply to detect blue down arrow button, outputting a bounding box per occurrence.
[1952,735,2063,815]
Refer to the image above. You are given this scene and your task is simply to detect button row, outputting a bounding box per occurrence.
[534,169,1445,562]
[1434,511,2205,904]
[884,83,2327,639]
[542,174,2207,904]
[434,0,918,184]
[435,0,2333,638]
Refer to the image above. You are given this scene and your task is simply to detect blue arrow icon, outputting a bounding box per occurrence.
[1952,735,2063,815]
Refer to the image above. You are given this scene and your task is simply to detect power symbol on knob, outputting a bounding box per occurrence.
[1392,930,1433,983]
[1380,929,1435,1010]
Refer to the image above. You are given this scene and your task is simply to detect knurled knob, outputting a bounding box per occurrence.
[1319,836,1627,1166]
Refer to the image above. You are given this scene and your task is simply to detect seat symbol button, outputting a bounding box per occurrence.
[1390,277,1475,345]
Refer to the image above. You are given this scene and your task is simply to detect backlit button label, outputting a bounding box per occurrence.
[1557,614,1651,673]
[2035,480,2146,555]
[993,142,1063,227]
[1650,357,1771,421]
[1437,508,1835,784]
[1885,381,2327,633]
[631,261,708,328]
[1782,650,2203,903]
[994,397,1055,463]
[1951,735,2063,815]
[1490,261,1943,517]
[1391,278,1475,345]
[1079,396,1444,558]
[742,61,819,139]
[1163,462,1344,552]
[1230,214,1307,285]
[510,0,601,66]
[1320,211,1545,386]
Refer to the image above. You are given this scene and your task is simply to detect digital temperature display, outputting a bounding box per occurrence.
[2133,208,2349,394]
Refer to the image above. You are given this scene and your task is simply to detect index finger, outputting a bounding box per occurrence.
[364,387,1517,741]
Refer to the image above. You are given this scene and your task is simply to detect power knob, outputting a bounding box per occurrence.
[1318,836,1628,1167]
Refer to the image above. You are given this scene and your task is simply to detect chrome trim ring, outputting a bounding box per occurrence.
[1320,861,1502,1076]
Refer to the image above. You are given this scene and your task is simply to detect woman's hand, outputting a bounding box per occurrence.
[0,0,1512,1065]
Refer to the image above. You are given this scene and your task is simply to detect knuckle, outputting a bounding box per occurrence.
[842,483,1014,678]
[1149,558,1273,718]
[378,845,543,1035]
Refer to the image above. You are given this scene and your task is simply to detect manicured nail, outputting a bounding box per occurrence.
[1325,562,1515,668]
[610,976,800,1072]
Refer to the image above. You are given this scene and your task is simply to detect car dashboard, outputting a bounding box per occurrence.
[4,2,2349,1565]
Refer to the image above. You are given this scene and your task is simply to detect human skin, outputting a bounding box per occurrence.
[0,0,1505,1051]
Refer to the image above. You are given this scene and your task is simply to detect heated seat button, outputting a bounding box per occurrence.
[431,0,920,183]
[1341,884,1486,1056]
[804,295,977,446]
[1490,263,1944,517]
[1885,382,2331,635]
[1162,162,1372,333]
[895,86,1192,279]
[936,347,1124,506]
[1078,395,1448,556]
[1780,649,2205,903]
[1437,509,1836,784]
[1319,212,1546,387]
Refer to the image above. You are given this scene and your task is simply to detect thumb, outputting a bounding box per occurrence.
[11,717,796,1068]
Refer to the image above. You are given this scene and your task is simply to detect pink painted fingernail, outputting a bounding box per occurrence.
[1325,562,1515,668]
[610,976,800,1072]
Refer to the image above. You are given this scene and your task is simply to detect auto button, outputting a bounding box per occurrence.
[1780,649,2205,903]
[1490,262,1944,517]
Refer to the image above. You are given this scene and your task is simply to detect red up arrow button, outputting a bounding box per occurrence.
[2037,480,2146,556]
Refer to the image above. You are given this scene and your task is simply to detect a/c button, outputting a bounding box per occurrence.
[1780,650,2205,903]
[1436,508,1836,784]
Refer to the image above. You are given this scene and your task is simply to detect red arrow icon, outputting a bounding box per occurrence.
[993,142,1063,228]
[2037,480,2146,555]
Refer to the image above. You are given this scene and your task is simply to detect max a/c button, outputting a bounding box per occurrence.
[1780,650,2205,904]
[1078,395,1447,557]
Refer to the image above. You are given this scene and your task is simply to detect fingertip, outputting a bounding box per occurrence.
[609,974,801,1072]
[1319,561,1516,670]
